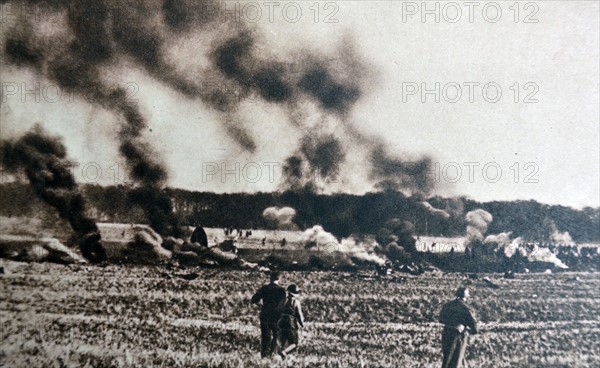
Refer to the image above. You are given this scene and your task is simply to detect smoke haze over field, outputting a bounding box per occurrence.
[0,0,598,209]
[0,0,435,200]
[302,225,385,265]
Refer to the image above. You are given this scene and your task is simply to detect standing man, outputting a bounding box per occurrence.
[251,271,286,358]
[278,284,305,358]
[439,287,478,368]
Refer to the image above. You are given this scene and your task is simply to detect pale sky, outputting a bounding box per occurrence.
[1,1,599,208]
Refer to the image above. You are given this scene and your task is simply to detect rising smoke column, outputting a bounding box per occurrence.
[465,208,494,244]
[369,146,434,194]
[3,0,183,237]
[542,218,574,244]
[375,218,418,253]
[3,0,438,214]
[1,126,106,262]
[280,135,346,191]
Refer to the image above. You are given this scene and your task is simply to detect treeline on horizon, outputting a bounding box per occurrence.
[1,182,598,243]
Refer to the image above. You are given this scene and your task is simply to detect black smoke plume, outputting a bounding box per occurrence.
[300,134,345,179]
[162,0,218,32]
[3,0,437,211]
[375,218,417,253]
[212,31,294,104]
[280,134,345,192]
[369,146,434,195]
[298,65,360,115]
[3,0,183,237]
[1,126,106,262]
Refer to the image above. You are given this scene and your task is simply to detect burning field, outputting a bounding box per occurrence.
[0,0,437,255]
[0,0,596,274]
[0,0,598,367]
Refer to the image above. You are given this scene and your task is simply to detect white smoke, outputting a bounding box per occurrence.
[484,232,513,255]
[302,225,386,265]
[421,201,450,218]
[485,233,526,257]
[465,209,493,242]
[484,232,568,269]
[550,224,574,244]
[529,245,568,269]
[484,232,512,248]
[302,225,339,248]
[262,206,298,230]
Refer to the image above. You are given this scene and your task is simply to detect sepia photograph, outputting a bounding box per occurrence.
[0,0,599,367]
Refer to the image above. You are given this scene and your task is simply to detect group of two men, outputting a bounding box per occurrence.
[252,271,477,368]
[251,271,305,359]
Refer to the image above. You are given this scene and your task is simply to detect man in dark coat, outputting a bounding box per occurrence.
[439,287,478,368]
[251,271,286,357]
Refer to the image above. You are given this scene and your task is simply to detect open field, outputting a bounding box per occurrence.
[2,260,599,368]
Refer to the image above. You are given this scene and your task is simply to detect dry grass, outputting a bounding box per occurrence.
[1,260,599,367]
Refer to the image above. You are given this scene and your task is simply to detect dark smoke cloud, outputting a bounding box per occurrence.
[3,0,437,207]
[0,125,106,262]
[369,146,434,194]
[211,31,364,117]
[2,0,187,237]
[280,134,345,192]
[281,155,312,192]
[162,0,219,33]
[300,134,345,179]
[376,218,417,254]
[212,31,294,104]
[5,36,42,67]
[284,156,303,179]
[299,66,360,115]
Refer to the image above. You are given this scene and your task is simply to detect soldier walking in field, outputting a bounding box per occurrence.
[251,271,286,358]
[278,284,305,359]
[439,287,478,368]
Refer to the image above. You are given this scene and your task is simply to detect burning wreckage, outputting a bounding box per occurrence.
[0,127,586,274]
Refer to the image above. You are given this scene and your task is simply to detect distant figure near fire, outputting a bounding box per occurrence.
[251,271,286,358]
[438,287,478,368]
[190,225,208,247]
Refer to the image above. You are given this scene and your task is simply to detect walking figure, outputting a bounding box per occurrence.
[278,284,305,359]
[439,287,478,368]
[251,271,286,358]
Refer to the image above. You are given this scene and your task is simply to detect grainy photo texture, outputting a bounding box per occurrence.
[0,1,599,367]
